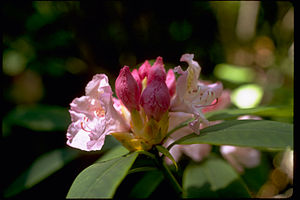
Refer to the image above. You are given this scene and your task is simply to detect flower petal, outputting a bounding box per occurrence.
[67,74,129,151]
[166,69,176,97]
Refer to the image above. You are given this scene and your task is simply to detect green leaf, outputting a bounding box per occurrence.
[4,148,80,197]
[172,120,293,150]
[97,145,129,162]
[156,145,178,170]
[3,105,70,134]
[183,156,251,198]
[96,135,130,162]
[205,106,293,121]
[129,170,164,198]
[66,152,138,198]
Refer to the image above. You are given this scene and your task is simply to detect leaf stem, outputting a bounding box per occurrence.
[152,147,182,196]
[136,150,156,160]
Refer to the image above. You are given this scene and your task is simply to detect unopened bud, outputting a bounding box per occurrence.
[147,56,166,84]
[140,79,170,121]
[138,60,151,80]
[115,66,141,111]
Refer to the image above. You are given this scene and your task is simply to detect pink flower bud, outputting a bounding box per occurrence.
[115,66,140,111]
[140,79,170,121]
[138,60,151,80]
[131,69,142,94]
[166,69,176,97]
[147,56,166,84]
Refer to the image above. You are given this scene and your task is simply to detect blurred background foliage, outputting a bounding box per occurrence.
[2,1,293,198]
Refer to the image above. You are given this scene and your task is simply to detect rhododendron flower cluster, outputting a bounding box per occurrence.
[66,54,223,152]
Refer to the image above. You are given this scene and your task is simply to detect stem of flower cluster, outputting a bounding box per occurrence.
[152,147,182,196]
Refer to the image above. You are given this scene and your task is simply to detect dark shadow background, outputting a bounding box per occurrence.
[2,1,294,198]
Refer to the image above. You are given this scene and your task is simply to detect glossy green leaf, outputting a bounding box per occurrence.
[156,145,178,170]
[129,170,164,198]
[183,156,251,198]
[172,120,293,150]
[66,152,138,198]
[3,105,70,133]
[97,145,129,162]
[96,135,130,162]
[205,106,293,121]
[4,148,80,197]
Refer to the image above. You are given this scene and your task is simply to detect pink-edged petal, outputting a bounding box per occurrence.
[197,81,223,106]
[85,74,112,99]
[170,71,189,111]
[166,69,176,97]
[202,90,231,113]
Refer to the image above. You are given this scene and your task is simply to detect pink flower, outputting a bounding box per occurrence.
[220,115,262,173]
[66,74,129,151]
[170,53,223,133]
[220,146,261,173]
[164,88,230,164]
[164,138,212,165]
[67,53,226,153]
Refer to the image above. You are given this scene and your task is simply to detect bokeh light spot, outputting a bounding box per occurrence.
[3,50,27,76]
[214,63,255,83]
[231,84,263,108]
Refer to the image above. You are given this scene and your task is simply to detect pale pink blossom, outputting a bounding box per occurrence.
[220,146,261,173]
[66,74,129,151]
[165,88,230,164]
[164,137,212,165]
[170,53,223,134]
[220,115,262,173]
